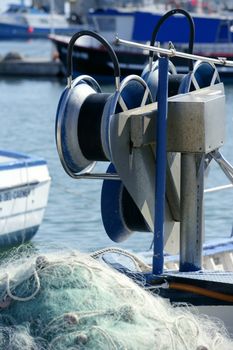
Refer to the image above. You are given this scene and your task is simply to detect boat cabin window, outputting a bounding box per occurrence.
[39,18,49,24]
[96,17,116,32]
[6,4,28,13]
[17,17,28,25]
[6,5,21,13]
[217,20,231,42]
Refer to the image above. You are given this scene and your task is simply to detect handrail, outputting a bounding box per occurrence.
[116,37,233,67]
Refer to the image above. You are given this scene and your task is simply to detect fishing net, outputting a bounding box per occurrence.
[0,247,232,350]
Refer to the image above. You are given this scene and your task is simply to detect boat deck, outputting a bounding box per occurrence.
[0,150,47,169]
[164,270,233,285]
[154,270,233,306]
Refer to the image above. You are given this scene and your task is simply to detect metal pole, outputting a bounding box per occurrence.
[116,37,233,67]
[153,57,169,275]
[180,153,205,272]
[50,0,55,35]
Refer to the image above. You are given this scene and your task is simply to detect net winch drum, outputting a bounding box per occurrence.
[141,59,177,101]
[55,30,153,178]
[100,9,195,244]
[101,55,220,243]
[101,164,149,242]
[100,72,155,242]
[141,8,195,101]
[178,60,221,93]
[106,9,196,244]
[55,30,152,241]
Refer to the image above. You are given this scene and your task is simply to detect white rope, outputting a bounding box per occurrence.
[92,326,118,350]
[91,247,151,271]
[6,269,40,302]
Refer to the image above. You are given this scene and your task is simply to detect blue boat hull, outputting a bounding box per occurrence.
[0,22,79,39]
[51,36,233,79]
[91,8,233,44]
[132,11,231,43]
[0,225,39,249]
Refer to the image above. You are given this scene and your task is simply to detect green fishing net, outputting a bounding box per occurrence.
[0,248,232,349]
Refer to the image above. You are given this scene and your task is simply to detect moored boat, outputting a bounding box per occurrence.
[0,3,85,40]
[0,149,51,248]
[50,5,233,78]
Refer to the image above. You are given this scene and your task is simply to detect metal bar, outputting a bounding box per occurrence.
[153,57,169,275]
[205,184,233,193]
[211,150,233,184]
[116,37,233,67]
[180,154,204,272]
[71,173,120,180]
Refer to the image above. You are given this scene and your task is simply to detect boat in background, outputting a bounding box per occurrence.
[0,3,85,40]
[0,150,51,248]
[50,4,233,77]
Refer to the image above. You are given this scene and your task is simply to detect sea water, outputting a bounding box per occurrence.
[0,40,233,256]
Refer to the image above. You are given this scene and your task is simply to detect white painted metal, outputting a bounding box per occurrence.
[0,152,51,242]
[116,37,233,67]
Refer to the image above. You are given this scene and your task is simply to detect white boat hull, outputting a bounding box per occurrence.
[0,150,51,248]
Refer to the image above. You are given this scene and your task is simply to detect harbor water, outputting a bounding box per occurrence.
[0,40,233,256]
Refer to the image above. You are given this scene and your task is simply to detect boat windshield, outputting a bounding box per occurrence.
[5,4,46,15]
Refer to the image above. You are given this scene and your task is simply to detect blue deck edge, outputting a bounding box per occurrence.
[0,149,47,170]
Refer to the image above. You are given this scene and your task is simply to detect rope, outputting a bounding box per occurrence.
[6,269,40,302]
[175,315,199,350]
[91,326,118,350]
[91,247,151,272]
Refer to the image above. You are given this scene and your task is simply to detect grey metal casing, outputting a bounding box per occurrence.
[108,83,225,254]
[125,83,225,153]
[167,83,225,153]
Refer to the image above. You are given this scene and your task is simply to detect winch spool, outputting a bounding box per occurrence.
[141,59,177,101]
[100,76,153,242]
[100,10,194,243]
[101,73,153,160]
[101,164,149,242]
[55,30,119,177]
[55,30,152,178]
[178,60,221,93]
[141,8,195,100]
[100,63,221,245]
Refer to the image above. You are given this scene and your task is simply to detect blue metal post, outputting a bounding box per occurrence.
[153,57,169,275]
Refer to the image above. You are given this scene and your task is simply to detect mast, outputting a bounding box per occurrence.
[50,0,55,35]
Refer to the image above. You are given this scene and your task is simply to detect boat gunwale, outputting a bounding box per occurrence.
[0,150,48,170]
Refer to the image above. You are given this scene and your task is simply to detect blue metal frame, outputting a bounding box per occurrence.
[153,57,169,275]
